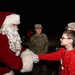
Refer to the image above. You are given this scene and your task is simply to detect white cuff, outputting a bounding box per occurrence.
[3,71,14,75]
[20,48,34,72]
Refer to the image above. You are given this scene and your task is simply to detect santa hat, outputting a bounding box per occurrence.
[0,12,20,28]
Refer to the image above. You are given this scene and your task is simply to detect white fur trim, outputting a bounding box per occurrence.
[3,71,14,75]
[20,48,36,72]
[3,14,20,25]
[22,48,36,56]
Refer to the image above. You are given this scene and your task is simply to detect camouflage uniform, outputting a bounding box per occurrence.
[29,33,48,54]
[29,33,49,75]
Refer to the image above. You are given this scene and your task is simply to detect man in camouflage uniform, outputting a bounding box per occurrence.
[29,24,49,75]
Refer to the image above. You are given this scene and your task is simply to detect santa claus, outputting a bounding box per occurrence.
[0,12,37,75]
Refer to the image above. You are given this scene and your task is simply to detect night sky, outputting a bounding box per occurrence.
[0,1,75,37]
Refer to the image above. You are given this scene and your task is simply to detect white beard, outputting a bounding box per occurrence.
[0,25,22,56]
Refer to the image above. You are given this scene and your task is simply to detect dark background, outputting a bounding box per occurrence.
[0,1,75,37]
[0,1,75,75]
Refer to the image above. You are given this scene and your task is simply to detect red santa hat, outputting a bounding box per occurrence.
[0,12,20,28]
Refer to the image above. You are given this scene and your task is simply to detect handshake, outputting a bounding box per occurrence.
[33,55,39,63]
[22,48,39,63]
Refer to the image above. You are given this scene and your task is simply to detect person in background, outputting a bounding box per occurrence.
[29,24,49,75]
[27,29,33,37]
[65,22,75,31]
[0,12,37,75]
[22,29,33,49]
[34,30,75,75]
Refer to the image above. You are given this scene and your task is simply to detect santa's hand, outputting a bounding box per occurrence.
[33,55,39,63]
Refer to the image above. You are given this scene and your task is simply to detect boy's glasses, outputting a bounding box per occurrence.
[61,37,71,40]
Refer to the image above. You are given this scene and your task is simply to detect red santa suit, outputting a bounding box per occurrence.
[0,12,35,75]
[38,48,75,75]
